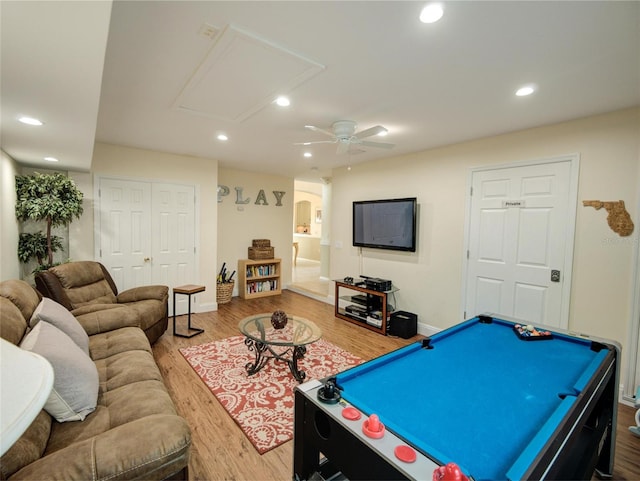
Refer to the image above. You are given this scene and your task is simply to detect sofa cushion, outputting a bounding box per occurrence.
[96,350,163,392]
[18,415,191,481]
[89,326,151,361]
[30,298,90,355]
[122,298,168,332]
[46,379,179,455]
[0,297,29,346]
[20,322,99,422]
[0,410,51,479]
[49,262,117,308]
[0,280,39,344]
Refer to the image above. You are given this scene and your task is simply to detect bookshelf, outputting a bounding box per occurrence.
[238,258,282,299]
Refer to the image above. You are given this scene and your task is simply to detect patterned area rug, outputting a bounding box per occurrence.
[179,335,362,454]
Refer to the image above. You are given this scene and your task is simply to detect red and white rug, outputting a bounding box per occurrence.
[179,335,362,454]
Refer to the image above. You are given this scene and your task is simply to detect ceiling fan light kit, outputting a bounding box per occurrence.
[295,120,395,155]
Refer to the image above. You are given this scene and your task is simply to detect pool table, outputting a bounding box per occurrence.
[293,315,619,481]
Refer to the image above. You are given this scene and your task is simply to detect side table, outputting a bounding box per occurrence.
[173,284,205,338]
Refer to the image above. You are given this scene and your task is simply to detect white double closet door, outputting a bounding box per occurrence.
[95,176,197,316]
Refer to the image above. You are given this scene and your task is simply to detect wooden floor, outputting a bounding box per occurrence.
[153,290,640,481]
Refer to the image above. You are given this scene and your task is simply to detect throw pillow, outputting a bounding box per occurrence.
[30,297,90,355]
[20,322,98,422]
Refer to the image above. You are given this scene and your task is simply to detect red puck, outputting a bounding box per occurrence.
[342,407,362,421]
[394,445,416,463]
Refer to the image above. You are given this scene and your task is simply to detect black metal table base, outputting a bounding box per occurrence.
[174,324,204,338]
[244,338,308,382]
[173,287,204,338]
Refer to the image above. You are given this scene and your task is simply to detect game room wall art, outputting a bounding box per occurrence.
[217,185,286,206]
[583,199,634,236]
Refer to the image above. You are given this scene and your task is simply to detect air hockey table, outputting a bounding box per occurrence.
[293,315,619,480]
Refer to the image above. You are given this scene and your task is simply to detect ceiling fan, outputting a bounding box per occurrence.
[295,120,395,155]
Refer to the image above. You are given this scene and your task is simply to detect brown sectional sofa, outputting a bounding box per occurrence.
[0,279,191,480]
[35,261,168,344]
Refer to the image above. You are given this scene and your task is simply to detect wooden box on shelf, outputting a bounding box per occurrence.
[238,258,282,299]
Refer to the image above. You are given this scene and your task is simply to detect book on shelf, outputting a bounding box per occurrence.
[246,264,277,277]
[246,280,278,293]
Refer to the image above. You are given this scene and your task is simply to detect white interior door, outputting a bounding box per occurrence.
[98,178,152,289]
[464,157,577,328]
[151,183,196,315]
[97,177,197,315]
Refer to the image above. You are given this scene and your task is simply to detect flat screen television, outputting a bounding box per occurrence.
[352,197,417,252]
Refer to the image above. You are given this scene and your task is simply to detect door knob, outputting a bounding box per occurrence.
[144,257,151,262]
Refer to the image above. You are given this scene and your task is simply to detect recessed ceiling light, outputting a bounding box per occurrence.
[44,157,59,162]
[275,96,290,107]
[516,85,536,97]
[18,116,43,126]
[303,152,312,158]
[420,3,444,23]
[217,133,228,141]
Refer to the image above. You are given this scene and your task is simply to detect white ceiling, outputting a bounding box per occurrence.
[2,1,639,182]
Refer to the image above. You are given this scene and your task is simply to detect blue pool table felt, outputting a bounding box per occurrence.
[336,318,607,480]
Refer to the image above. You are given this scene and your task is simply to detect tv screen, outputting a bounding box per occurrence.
[352,197,417,252]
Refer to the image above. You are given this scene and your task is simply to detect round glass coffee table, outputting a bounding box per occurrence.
[238,313,322,382]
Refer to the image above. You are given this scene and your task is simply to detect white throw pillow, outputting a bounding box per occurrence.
[20,322,98,422]
[30,297,89,355]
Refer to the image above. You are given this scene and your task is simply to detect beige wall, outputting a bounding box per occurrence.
[88,142,219,307]
[331,108,639,379]
[217,168,294,297]
[0,150,21,281]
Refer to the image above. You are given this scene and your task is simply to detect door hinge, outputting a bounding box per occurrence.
[467,250,470,259]
[470,186,473,196]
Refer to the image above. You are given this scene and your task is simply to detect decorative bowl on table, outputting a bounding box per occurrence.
[271,310,288,329]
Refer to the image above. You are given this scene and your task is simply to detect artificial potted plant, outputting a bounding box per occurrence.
[15,172,84,273]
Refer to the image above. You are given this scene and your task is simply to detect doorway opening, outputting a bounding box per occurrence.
[290,180,329,299]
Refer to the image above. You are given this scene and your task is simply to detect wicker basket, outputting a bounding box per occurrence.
[252,239,271,247]
[248,246,274,259]
[216,281,234,304]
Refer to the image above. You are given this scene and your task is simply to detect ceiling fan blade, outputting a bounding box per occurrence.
[360,140,395,149]
[355,125,387,139]
[305,125,335,138]
[293,140,336,146]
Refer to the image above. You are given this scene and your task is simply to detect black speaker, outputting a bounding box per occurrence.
[388,311,417,339]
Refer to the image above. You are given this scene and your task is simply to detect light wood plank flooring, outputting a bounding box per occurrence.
[153,290,640,480]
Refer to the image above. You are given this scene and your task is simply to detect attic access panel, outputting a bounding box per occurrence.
[174,24,325,122]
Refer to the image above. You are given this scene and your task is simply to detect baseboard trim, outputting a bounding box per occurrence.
[417,322,441,337]
[198,302,218,313]
[285,286,332,305]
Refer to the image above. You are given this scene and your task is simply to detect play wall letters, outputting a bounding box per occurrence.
[218,185,286,206]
